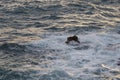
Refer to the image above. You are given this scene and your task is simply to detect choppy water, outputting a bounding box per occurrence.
[0,0,120,80]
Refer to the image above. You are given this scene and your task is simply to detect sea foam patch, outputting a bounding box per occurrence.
[27,32,120,79]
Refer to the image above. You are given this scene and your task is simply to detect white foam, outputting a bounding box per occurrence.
[27,32,120,78]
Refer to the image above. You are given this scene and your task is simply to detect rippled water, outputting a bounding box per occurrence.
[0,0,120,80]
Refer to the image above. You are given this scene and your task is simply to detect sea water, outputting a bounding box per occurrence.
[0,0,120,80]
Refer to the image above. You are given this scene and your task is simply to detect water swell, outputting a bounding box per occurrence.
[0,0,120,80]
[3,6,45,15]
[0,68,38,80]
[66,2,95,14]
[0,33,120,80]
[0,43,29,60]
[0,68,74,80]
[39,70,74,80]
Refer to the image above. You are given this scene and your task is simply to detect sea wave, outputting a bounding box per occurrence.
[0,0,120,80]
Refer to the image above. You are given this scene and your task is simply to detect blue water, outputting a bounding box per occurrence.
[0,0,120,80]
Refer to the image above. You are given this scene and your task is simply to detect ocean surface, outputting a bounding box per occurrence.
[0,0,120,80]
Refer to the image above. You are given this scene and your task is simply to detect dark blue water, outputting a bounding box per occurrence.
[0,0,120,80]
